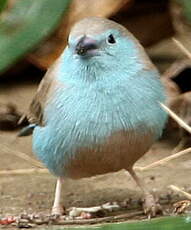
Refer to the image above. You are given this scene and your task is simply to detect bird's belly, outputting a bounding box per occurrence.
[33,126,154,179]
[62,130,154,179]
[33,82,166,178]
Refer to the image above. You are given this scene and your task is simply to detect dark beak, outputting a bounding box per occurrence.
[75,36,98,56]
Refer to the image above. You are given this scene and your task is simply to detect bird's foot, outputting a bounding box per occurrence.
[143,193,162,219]
[51,205,65,216]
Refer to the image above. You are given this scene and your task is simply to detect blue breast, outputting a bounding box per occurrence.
[32,67,167,177]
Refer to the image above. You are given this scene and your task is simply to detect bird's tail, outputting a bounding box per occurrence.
[18,124,37,137]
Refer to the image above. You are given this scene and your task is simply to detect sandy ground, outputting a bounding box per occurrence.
[0,39,190,225]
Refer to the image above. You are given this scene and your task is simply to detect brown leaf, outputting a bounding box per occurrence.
[173,200,191,214]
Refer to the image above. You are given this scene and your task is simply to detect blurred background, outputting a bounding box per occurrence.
[1,0,191,224]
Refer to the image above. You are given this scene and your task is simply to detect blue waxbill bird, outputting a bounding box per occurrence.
[23,17,167,217]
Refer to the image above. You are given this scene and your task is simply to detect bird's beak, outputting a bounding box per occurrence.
[75,36,99,57]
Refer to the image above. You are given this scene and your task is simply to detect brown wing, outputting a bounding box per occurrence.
[27,59,60,126]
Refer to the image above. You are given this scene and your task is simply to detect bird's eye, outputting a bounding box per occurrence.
[107,34,116,44]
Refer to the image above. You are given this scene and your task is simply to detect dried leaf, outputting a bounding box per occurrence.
[173,200,191,214]
[0,216,16,225]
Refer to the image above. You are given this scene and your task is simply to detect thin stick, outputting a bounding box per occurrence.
[0,144,44,168]
[1,148,191,175]
[16,211,143,226]
[51,211,143,225]
[160,102,191,134]
[134,147,191,171]
[172,38,191,60]
[169,185,191,200]
[0,168,48,176]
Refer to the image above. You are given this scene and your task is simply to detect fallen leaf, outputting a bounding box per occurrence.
[0,216,16,225]
[173,200,191,214]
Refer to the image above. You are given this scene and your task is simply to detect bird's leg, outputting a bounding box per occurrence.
[51,177,64,215]
[127,168,161,218]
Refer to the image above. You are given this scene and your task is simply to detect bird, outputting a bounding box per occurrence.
[22,17,167,217]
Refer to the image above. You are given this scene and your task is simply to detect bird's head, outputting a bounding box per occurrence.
[69,18,122,59]
[59,17,153,82]
[67,17,148,67]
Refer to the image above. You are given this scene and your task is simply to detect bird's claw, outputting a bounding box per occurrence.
[51,205,65,216]
[143,193,162,218]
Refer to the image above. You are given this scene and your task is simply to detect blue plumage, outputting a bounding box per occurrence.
[33,68,166,177]
[28,17,168,216]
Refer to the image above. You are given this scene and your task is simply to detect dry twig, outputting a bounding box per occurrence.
[0,143,44,168]
[1,148,191,175]
[160,103,191,134]
[172,38,191,60]
[0,168,48,176]
[169,185,191,200]
[134,147,191,171]
[15,211,143,227]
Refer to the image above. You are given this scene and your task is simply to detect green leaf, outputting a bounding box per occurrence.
[177,0,191,23]
[100,216,191,230]
[0,0,71,74]
[0,0,7,13]
[37,216,191,230]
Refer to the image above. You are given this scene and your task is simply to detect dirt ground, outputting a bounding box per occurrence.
[0,39,190,226]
